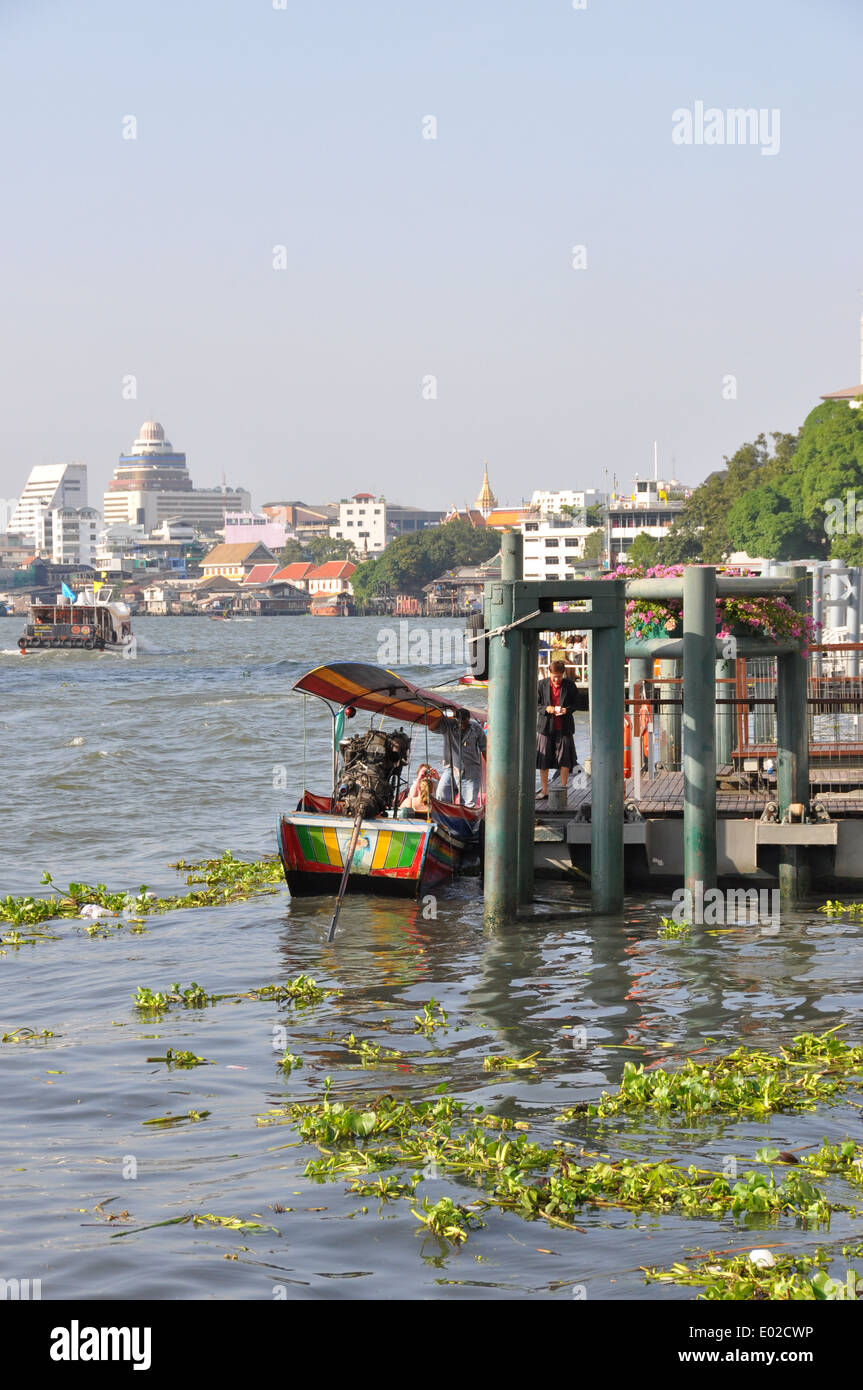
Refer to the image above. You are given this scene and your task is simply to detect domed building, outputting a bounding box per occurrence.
[103,420,250,534]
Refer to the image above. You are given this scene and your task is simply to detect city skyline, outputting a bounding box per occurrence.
[2,0,862,511]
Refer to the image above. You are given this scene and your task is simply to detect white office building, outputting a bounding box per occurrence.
[329,493,387,554]
[529,488,606,516]
[9,463,89,545]
[37,506,100,566]
[521,516,595,580]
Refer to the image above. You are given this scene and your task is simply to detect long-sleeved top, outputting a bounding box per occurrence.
[440,717,486,778]
[536,676,578,736]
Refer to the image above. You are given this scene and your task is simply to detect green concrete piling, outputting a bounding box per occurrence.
[518,627,539,904]
[715,658,735,766]
[658,659,681,768]
[484,534,523,927]
[589,587,626,914]
[776,574,811,904]
[683,566,717,903]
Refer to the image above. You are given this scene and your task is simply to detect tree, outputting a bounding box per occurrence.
[351,519,500,605]
[584,504,605,528]
[304,535,356,564]
[725,483,815,561]
[659,432,800,563]
[627,531,660,567]
[277,538,306,566]
[582,529,605,564]
[796,399,863,563]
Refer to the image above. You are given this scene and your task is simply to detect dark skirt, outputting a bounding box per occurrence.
[536,730,577,770]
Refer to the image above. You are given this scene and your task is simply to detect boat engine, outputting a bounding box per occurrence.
[337,728,411,818]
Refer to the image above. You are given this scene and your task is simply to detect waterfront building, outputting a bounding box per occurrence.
[386,504,446,536]
[530,488,606,515]
[271,561,313,589]
[103,421,251,533]
[423,555,502,615]
[521,515,594,580]
[606,476,686,563]
[222,511,288,550]
[262,501,339,544]
[199,542,279,582]
[329,494,387,554]
[306,560,356,597]
[10,463,89,545]
[37,505,100,566]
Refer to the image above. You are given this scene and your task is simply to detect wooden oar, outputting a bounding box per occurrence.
[327,807,364,942]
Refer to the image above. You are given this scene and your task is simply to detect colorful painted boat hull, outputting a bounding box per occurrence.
[278,811,461,897]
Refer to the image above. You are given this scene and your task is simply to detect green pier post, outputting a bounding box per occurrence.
[658,659,681,768]
[683,566,717,904]
[715,658,735,767]
[484,534,523,927]
[776,574,811,905]
[518,626,539,904]
[589,586,626,914]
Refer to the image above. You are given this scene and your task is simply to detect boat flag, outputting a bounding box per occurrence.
[92,579,103,598]
[61,581,77,601]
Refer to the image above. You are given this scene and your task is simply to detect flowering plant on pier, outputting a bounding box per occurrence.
[606,564,818,652]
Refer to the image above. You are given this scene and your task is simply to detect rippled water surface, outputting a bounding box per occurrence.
[2,616,863,1300]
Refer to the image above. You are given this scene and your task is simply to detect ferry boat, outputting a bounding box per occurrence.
[17,586,134,653]
[278,662,483,897]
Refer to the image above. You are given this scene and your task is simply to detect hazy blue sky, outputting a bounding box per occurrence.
[1,0,861,511]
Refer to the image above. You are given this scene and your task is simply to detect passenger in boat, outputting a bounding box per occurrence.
[537,659,578,797]
[397,764,440,818]
[438,708,486,806]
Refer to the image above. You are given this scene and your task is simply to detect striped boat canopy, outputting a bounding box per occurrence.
[293,663,479,731]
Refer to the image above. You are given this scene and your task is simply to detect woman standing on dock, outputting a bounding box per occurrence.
[537,659,578,797]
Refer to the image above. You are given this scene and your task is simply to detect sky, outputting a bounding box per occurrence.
[1,0,862,513]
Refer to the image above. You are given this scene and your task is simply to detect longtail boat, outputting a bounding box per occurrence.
[278,663,484,897]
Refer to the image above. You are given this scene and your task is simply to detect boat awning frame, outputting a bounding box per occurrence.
[292,662,482,731]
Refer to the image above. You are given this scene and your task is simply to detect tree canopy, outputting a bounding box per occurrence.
[350,518,501,604]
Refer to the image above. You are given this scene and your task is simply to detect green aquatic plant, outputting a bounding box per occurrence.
[277,1051,303,1072]
[1,1027,55,1043]
[646,1248,861,1300]
[482,1052,541,1071]
[142,1109,211,1126]
[658,917,690,939]
[557,1028,863,1122]
[341,1034,403,1065]
[133,982,214,1012]
[172,851,283,894]
[411,1196,485,1244]
[250,975,334,1005]
[413,999,449,1035]
[819,900,863,917]
[145,1049,209,1068]
[111,1211,277,1237]
[0,855,285,935]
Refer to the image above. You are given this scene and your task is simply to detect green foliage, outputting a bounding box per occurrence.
[797,399,863,563]
[647,1248,861,1300]
[341,1034,403,1065]
[557,1028,863,1120]
[413,998,449,1035]
[145,1049,209,1068]
[411,1196,485,1243]
[658,917,690,938]
[582,529,605,564]
[627,532,660,568]
[350,518,499,603]
[304,535,356,564]
[659,432,803,563]
[277,538,306,565]
[482,1052,540,1071]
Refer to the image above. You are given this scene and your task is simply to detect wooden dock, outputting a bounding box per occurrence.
[535,766,863,826]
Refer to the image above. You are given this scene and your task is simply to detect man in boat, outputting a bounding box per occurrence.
[437,707,485,807]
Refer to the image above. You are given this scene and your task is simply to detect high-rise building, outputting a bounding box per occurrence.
[103,421,251,533]
[10,463,89,544]
[38,506,100,566]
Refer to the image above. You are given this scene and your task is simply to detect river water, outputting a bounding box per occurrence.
[1,615,862,1301]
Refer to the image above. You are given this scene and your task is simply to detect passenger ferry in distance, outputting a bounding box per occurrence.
[17,584,134,653]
